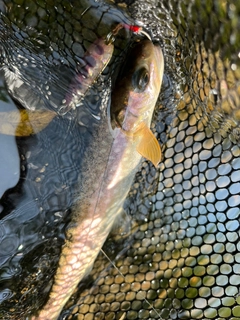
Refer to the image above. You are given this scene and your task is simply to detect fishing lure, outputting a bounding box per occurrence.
[61,22,151,114]
[60,35,115,114]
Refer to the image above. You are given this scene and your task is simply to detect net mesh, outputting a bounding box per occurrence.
[66,1,240,319]
[0,0,239,319]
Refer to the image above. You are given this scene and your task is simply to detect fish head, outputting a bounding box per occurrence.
[111,39,164,133]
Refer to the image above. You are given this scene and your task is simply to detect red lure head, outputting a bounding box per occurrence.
[122,24,152,40]
[109,23,152,43]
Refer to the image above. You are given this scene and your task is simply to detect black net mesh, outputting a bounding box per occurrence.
[0,0,240,319]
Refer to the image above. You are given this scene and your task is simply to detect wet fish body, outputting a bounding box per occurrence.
[32,40,164,320]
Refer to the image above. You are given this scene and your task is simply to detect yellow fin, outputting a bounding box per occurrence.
[26,110,56,135]
[136,123,162,168]
[0,110,56,136]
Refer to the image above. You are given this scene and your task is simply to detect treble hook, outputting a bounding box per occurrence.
[105,24,125,45]
[124,24,152,41]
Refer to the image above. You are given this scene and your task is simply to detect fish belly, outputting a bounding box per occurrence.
[33,124,141,320]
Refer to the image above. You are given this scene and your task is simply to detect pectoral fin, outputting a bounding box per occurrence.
[136,123,162,168]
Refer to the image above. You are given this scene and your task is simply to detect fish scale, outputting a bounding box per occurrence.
[0,0,240,320]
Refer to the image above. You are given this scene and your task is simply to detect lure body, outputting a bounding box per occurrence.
[61,37,114,114]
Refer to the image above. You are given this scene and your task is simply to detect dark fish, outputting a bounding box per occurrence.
[0,23,148,135]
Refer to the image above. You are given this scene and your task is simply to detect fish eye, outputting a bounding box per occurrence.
[132,67,149,92]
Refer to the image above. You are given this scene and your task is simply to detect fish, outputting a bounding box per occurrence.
[31,39,164,320]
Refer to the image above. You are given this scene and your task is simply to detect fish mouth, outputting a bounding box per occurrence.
[121,109,139,133]
[113,107,128,129]
[110,102,140,134]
